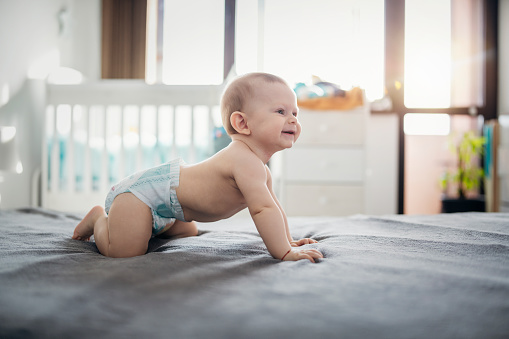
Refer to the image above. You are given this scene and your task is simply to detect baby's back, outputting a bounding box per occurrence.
[176,146,248,222]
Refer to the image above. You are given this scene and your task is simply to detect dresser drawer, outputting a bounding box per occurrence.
[284,148,364,182]
[297,109,365,146]
[284,184,363,216]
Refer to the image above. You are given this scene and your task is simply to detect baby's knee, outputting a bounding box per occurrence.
[186,221,199,237]
[166,220,198,238]
[106,237,148,257]
[90,205,106,216]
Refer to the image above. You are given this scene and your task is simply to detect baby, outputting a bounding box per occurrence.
[73,72,323,263]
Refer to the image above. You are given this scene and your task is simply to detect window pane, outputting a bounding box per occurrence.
[236,0,385,101]
[405,0,483,108]
[405,0,451,108]
[235,0,259,74]
[404,113,450,136]
[162,0,224,85]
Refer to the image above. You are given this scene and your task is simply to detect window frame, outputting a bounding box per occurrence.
[384,0,499,213]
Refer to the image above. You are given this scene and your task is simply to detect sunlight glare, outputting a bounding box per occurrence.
[162,0,224,85]
[404,113,450,136]
[405,0,451,108]
[236,0,384,101]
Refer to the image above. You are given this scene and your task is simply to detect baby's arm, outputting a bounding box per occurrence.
[234,156,322,262]
[267,168,318,247]
[265,167,293,243]
[235,159,290,259]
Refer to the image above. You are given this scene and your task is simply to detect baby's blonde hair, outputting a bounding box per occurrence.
[220,72,288,135]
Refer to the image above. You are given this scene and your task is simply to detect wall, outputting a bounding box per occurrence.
[0,0,100,97]
[0,0,101,209]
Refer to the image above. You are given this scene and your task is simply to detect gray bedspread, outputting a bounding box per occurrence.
[0,208,508,339]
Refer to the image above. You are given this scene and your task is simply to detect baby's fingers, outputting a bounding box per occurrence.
[292,238,318,246]
[301,249,323,263]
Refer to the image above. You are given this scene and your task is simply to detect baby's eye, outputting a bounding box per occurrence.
[276,109,285,115]
[293,112,298,117]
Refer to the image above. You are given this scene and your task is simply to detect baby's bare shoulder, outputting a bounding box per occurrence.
[205,141,267,187]
[231,143,265,169]
[214,142,257,165]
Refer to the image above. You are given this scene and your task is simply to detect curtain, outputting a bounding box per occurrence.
[102,0,147,79]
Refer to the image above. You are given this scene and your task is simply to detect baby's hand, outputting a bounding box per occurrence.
[283,248,323,263]
[291,238,318,247]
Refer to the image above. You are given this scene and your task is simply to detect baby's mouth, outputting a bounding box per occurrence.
[282,130,295,135]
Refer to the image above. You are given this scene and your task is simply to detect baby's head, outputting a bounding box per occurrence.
[220,72,291,135]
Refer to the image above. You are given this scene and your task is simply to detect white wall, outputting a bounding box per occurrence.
[0,0,100,96]
[1,0,62,100]
[0,0,101,209]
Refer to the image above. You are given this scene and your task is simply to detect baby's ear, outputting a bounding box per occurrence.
[230,111,251,135]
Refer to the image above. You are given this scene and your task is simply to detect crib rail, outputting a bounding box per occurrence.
[42,81,224,212]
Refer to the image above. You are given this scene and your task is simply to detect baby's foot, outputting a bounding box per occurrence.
[72,206,105,241]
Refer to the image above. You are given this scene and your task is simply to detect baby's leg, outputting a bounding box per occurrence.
[158,220,198,239]
[73,193,153,258]
[97,193,153,257]
[73,205,106,241]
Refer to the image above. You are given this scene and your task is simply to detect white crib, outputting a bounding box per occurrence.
[42,81,224,213]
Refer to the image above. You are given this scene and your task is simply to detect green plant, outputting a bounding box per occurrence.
[440,131,486,199]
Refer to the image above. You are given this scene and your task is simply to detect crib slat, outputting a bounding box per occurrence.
[119,106,125,179]
[50,110,59,194]
[171,106,177,160]
[68,107,75,194]
[101,106,109,192]
[137,105,143,172]
[154,106,160,167]
[42,106,53,201]
[83,106,91,194]
[41,108,49,205]
[190,106,196,163]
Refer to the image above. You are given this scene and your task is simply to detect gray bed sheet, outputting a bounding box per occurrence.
[0,208,508,339]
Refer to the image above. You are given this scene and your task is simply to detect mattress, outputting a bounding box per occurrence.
[1,208,508,338]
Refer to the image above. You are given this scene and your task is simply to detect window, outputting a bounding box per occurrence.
[142,0,487,109]
[146,0,225,85]
[403,113,450,136]
[146,0,385,101]
[235,0,385,101]
[404,0,484,108]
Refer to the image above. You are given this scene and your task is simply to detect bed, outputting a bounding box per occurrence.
[1,208,508,338]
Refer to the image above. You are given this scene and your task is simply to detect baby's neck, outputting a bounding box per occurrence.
[229,137,274,164]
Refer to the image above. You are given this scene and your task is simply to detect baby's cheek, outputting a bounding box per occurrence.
[296,126,302,140]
